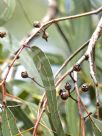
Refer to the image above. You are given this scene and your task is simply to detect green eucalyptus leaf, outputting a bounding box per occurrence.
[31,46,64,136]
[1,107,19,136]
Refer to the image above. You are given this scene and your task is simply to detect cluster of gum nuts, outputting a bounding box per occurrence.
[59,82,89,100]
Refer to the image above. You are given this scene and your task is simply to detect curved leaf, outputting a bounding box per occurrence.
[31,46,64,136]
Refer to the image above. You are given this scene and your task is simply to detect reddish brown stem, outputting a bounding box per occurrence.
[33,98,47,136]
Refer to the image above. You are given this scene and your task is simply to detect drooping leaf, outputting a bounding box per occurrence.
[1,107,19,136]
[0,0,16,26]
[31,46,64,136]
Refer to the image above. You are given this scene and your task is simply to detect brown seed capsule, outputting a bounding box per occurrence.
[65,82,71,91]
[81,83,89,92]
[96,102,100,107]
[33,21,40,28]
[84,54,89,60]
[16,55,20,59]
[0,32,6,38]
[59,89,69,100]
[73,64,81,72]
[21,71,28,78]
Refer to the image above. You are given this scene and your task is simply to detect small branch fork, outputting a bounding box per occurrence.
[0,1,102,135]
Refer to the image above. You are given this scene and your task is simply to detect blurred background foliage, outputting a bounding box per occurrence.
[0,0,102,136]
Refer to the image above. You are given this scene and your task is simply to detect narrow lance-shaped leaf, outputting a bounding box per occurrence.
[1,107,19,136]
[31,46,64,136]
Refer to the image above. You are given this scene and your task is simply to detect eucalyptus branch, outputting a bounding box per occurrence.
[45,6,102,26]
[0,7,102,88]
[55,54,86,87]
[0,4,102,136]
[56,16,102,87]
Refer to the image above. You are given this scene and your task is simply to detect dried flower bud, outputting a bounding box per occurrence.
[33,21,40,28]
[65,82,71,91]
[84,54,89,60]
[81,83,89,92]
[21,71,28,78]
[16,55,20,59]
[0,32,6,38]
[59,89,69,100]
[96,102,100,107]
[73,64,81,72]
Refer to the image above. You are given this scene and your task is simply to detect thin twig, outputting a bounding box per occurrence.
[1,83,6,105]
[73,71,85,136]
[33,98,47,136]
[37,93,46,117]
[55,55,86,87]
[0,45,25,86]
[55,40,89,78]
[45,7,102,26]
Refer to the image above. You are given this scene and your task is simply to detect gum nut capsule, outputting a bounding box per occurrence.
[81,83,89,92]
[59,89,69,100]
[65,82,71,90]
[21,71,28,78]
[73,64,81,72]
[33,21,40,27]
